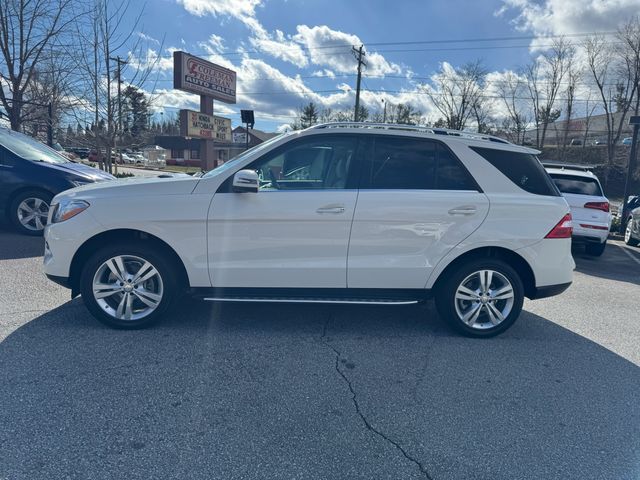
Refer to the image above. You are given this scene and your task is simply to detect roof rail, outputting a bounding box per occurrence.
[541,161,600,172]
[310,122,512,145]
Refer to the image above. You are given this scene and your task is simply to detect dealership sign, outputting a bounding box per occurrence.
[180,110,231,141]
[173,51,236,104]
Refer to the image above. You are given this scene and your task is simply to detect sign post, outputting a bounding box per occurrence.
[173,51,236,170]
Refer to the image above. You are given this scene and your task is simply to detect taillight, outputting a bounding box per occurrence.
[584,201,609,212]
[545,213,573,239]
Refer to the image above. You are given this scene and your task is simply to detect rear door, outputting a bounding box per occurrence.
[347,135,489,289]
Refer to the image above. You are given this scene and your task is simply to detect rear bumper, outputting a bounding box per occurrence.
[529,281,572,299]
[572,234,607,245]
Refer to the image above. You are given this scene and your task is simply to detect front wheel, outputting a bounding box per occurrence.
[9,190,52,235]
[79,244,178,328]
[435,259,524,338]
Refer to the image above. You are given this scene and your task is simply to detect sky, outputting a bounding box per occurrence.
[119,0,640,132]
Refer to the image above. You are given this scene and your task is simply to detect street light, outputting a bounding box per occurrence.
[619,115,640,233]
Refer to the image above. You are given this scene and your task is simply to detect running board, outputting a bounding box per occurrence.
[203,297,419,305]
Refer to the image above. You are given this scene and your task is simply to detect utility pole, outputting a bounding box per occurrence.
[110,56,127,134]
[382,98,387,123]
[352,45,366,122]
[47,103,53,147]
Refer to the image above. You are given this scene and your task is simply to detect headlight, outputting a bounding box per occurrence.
[71,180,92,187]
[51,199,90,223]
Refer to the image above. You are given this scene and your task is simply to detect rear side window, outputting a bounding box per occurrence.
[363,136,478,190]
[549,174,603,196]
[470,147,560,196]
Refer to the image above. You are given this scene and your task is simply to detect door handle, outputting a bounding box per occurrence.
[448,205,477,216]
[316,205,345,214]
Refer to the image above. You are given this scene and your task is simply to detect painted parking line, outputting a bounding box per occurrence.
[615,242,640,266]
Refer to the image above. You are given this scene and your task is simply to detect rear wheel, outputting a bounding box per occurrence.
[585,240,607,256]
[625,220,639,246]
[9,190,52,236]
[80,244,178,328]
[435,259,524,338]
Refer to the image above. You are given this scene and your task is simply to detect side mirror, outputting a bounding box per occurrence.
[232,169,259,193]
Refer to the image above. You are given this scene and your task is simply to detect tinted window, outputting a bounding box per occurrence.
[250,136,357,190]
[470,147,560,196]
[550,174,603,196]
[436,144,477,190]
[0,128,68,164]
[363,137,477,190]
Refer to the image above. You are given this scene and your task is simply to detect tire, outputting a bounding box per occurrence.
[9,189,53,236]
[585,240,607,257]
[625,220,639,246]
[79,243,179,329]
[435,259,525,338]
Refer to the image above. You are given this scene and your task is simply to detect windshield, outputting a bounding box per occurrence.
[550,174,603,196]
[0,128,69,164]
[202,133,287,178]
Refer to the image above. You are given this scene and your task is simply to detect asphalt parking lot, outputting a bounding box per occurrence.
[1,226,639,480]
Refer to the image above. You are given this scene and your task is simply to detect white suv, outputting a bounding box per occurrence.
[43,123,574,337]
[544,163,611,257]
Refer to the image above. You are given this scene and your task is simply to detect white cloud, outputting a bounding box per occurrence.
[137,32,160,45]
[177,0,262,26]
[129,48,175,72]
[499,0,640,37]
[249,29,308,66]
[293,25,401,76]
[311,69,335,79]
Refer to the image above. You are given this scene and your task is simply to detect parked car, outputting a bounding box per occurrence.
[0,128,115,235]
[622,137,633,146]
[617,195,640,231]
[570,138,583,146]
[624,205,640,246]
[594,139,606,145]
[44,122,574,337]
[543,162,611,256]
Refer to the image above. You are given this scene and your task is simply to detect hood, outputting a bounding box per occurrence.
[57,175,199,201]
[46,161,116,181]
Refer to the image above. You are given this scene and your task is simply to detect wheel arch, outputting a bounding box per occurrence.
[431,246,536,299]
[5,186,56,218]
[68,228,190,296]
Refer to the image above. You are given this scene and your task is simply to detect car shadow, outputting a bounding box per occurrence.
[0,299,638,479]
[0,223,44,260]
[573,241,640,286]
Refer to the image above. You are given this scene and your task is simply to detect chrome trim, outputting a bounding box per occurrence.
[203,297,419,305]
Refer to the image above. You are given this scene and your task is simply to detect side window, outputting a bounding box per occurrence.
[365,137,437,189]
[470,147,560,197]
[362,137,478,191]
[435,144,477,190]
[249,136,357,190]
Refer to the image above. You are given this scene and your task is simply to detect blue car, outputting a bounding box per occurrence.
[0,128,114,235]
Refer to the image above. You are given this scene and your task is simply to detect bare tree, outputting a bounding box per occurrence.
[558,59,581,159]
[525,38,572,148]
[495,71,530,144]
[0,0,75,131]
[585,25,640,173]
[425,60,486,130]
[71,0,158,172]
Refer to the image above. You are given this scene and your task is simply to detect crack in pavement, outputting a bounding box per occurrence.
[320,317,434,479]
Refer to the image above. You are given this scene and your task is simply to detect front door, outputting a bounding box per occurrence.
[208,134,360,288]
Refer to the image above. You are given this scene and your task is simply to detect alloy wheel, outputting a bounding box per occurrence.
[454,269,515,330]
[17,197,49,231]
[92,255,164,321]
